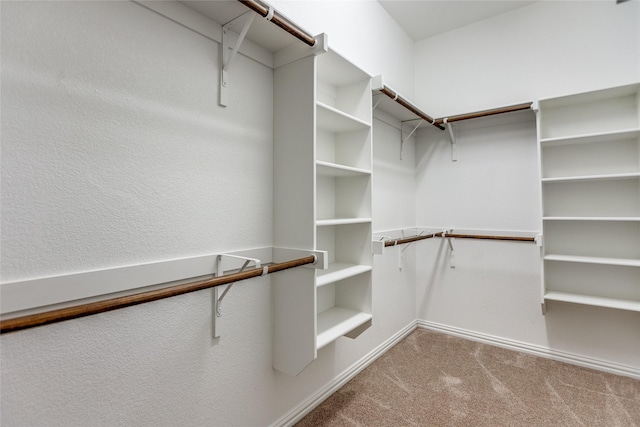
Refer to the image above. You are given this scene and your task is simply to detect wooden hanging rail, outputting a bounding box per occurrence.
[384,232,444,247]
[445,233,535,242]
[383,232,535,247]
[0,255,317,334]
[434,102,533,125]
[238,0,316,47]
[377,85,446,131]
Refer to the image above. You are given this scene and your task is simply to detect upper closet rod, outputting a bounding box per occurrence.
[0,255,317,334]
[379,85,446,131]
[434,102,533,125]
[384,232,534,247]
[238,0,316,47]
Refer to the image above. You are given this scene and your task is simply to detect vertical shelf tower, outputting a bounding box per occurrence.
[538,82,640,313]
[273,45,373,375]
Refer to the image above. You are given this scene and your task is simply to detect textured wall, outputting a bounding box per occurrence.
[1,1,274,282]
[0,1,417,425]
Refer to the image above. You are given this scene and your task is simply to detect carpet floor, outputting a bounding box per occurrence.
[296,329,640,426]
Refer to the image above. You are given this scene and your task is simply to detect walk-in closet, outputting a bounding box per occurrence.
[1,0,638,425]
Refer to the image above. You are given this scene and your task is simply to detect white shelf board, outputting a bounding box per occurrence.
[543,216,640,222]
[317,102,371,132]
[316,263,372,287]
[316,161,371,177]
[316,307,373,349]
[541,172,640,183]
[539,83,640,109]
[316,218,372,226]
[544,254,640,267]
[545,291,640,312]
[540,128,640,147]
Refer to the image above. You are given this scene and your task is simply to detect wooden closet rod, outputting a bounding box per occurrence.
[238,0,316,47]
[445,233,535,242]
[384,232,534,247]
[0,255,317,334]
[384,232,444,247]
[434,102,533,125]
[379,86,446,131]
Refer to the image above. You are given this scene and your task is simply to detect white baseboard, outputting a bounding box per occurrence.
[417,320,640,380]
[272,321,418,427]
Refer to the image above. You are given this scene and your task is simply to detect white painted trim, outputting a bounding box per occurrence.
[271,321,418,427]
[417,320,640,380]
[1,247,272,317]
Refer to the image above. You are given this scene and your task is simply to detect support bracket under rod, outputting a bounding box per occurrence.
[213,253,261,338]
[400,119,423,160]
[220,12,255,107]
[442,230,456,268]
[444,119,457,162]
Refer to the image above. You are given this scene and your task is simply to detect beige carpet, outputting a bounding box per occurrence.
[296,329,640,426]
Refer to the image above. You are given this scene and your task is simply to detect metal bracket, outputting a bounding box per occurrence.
[213,253,261,338]
[442,230,456,268]
[400,119,423,160]
[444,119,458,162]
[220,12,255,107]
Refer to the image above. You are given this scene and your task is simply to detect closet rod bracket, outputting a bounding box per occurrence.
[442,230,456,268]
[213,253,261,338]
[444,119,458,162]
[400,119,423,160]
[220,12,255,107]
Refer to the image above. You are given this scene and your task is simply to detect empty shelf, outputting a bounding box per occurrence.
[316,307,372,349]
[316,218,372,226]
[317,102,371,133]
[316,263,372,287]
[545,292,640,312]
[544,254,640,267]
[540,128,640,147]
[542,172,640,183]
[543,216,640,222]
[316,161,371,177]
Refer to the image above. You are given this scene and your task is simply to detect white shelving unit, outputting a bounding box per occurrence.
[273,46,373,375]
[538,83,640,313]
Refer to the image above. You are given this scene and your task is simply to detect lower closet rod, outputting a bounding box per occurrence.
[384,232,534,247]
[0,255,317,334]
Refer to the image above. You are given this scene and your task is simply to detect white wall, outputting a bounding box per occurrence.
[1,1,275,282]
[414,0,640,117]
[272,0,415,96]
[413,1,640,369]
[0,1,417,426]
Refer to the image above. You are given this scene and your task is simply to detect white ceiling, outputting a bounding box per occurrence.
[378,1,538,41]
